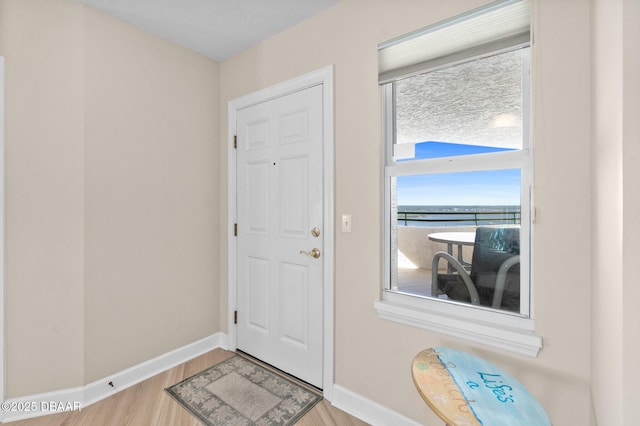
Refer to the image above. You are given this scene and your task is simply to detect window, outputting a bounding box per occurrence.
[374,0,542,357]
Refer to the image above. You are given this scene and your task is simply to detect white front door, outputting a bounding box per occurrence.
[236,84,324,388]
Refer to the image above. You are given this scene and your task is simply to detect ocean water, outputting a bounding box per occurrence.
[397,205,520,227]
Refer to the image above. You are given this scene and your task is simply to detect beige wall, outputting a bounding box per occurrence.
[0,0,85,397]
[82,7,220,383]
[621,2,640,424]
[3,0,639,424]
[220,0,593,424]
[592,0,640,424]
[0,0,220,395]
[591,0,623,423]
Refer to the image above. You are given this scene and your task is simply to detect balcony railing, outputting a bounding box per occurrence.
[397,210,521,226]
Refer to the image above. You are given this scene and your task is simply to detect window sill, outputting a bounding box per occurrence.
[374,297,542,358]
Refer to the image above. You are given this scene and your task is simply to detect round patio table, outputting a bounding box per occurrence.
[428,232,476,273]
[411,347,551,426]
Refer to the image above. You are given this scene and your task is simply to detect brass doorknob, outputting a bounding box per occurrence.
[299,248,321,258]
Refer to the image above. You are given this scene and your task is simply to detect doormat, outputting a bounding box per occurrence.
[165,354,322,425]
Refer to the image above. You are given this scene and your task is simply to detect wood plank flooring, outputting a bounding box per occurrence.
[9,348,368,426]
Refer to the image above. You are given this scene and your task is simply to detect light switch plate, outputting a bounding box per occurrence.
[342,214,352,232]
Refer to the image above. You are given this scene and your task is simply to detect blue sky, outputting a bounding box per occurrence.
[397,142,520,206]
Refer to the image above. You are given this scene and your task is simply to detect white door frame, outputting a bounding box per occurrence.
[227,65,334,399]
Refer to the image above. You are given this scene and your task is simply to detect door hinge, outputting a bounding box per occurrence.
[234,223,237,236]
[234,310,238,324]
[233,135,237,149]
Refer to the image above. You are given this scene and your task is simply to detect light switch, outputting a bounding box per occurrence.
[342,214,352,233]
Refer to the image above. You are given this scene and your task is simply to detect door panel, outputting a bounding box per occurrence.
[247,161,270,233]
[280,261,309,346]
[236,84,323,388]
[280,156,308,236]
[247,257,269,331]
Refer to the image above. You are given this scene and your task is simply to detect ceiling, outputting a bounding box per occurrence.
[76,0,341,61]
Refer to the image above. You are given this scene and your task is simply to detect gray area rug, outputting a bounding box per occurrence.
[166,354,322,425]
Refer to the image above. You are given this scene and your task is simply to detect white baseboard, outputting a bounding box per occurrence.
[84,332,228,406]
[2,333,228,423]
[2,335,417,426]
[331,384,423,426]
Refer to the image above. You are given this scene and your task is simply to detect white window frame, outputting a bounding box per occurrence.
[375,47,543,358]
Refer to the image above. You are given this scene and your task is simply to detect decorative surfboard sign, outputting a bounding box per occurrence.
[412,347,551,425]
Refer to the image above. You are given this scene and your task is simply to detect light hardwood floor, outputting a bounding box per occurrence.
[9,349,368,426]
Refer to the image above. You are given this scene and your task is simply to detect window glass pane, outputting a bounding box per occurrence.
[393,49,525,161]
[392,169,521,313]
[397,169,521,208]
